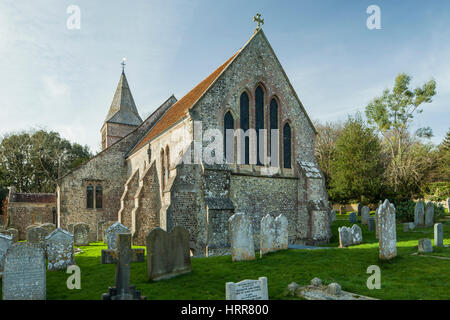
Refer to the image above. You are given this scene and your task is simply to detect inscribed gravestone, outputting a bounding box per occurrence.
[418,238,433,253]
[146,226,191,281]
[40,223,56,234]
[434,223,443,248]
[26,226,49,250]
[414,200,425,226]
[349,212,357,223]
[379,199,397,260]
[229,212,255,262]
[260,214,288,256]
[338,226,352,248]
[273,214,288,251]
[351,224,362,245]
[361,206,370,225]
[367,217,375,232]
[46,228,74,271]
[424,202,434,227]
[2,244,46,300]
[226,277,268,300]
[0,233,13,272]
[73,223,90,246]
[102,221,117,243]
[106,222,130,250]
[0,228,18,243]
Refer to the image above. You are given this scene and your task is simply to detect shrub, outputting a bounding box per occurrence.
[394,200,416,223]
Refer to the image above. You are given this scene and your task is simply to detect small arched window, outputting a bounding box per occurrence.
[255,86,264,165]
[86,185,94,209]
[224,111,234,163]
[95,185,103,209]
[283,123,292,169]
[240,92,250,165]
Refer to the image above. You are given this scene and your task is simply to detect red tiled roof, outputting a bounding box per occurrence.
[132,51,239,153]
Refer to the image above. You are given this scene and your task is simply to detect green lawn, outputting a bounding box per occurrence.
[1,219,449,300]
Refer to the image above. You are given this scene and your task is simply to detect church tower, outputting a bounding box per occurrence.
[101,67,143,150]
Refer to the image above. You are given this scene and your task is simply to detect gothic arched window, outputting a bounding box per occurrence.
[86,185,94,209]
[95,185,103,209]
[240,92,250,165]
[283,123,292,169]
[224,111,234,163]
[160,149,166,189]
[255,86,264,166]
[269,98,279,166]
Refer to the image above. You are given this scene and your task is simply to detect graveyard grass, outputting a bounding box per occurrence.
[1,216,449,300]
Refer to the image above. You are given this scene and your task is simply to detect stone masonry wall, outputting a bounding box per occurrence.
[118,169,140,230]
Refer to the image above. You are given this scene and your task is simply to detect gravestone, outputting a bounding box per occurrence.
[146,226,191,281]
[229,212,255,261]
[349,212,357,223]
[26,226,49,250]
[0,233,13,272]
[414,200,425,226]
[260,214,288,257]
[367,217,375,232]
[2,244,46,300]
[40,223,56,234]
[106,222,130,250]
[68,224,74,234]
[338,226,352,248]
[329,210,336,223]
[361,206,370,225]
[424,202,434,227]
[45,228,74,271]
[357,203,362,217]
[1,228,18,243]
[418,238,432,253]
[226,277,268,300]
[102,221,117,243]
[101,233,145,300]
[379,199,397,260]
[73,223,90,246]
[434,223,443,248]
[351,224,362,245]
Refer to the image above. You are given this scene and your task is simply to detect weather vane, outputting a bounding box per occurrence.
[121,57,127,73]
[253,13,264,31]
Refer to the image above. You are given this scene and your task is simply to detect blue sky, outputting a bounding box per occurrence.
[0,0,449,153]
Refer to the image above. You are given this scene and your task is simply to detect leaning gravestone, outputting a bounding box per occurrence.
[379,199,397,260]
[418,238,433,253]
[338,226,353,248]
[0,233,13,272]
[260,214,288,257]
[434,223,443,248]
[73,223,90,246]
[349,212,357,223]
[26,226,49,251]
[146,226,191,281]
[226,277,268,300]
[106,222,130,250]
[367,217,376,232]
[46,228,74,271]
[414,200,425,227]
[361,206,370,225]
[229,212,255,262]
[351,224,362,245]
[424,202,434,227]
[2,244,46,300]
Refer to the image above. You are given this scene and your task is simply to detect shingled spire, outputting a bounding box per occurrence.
[101,68,143,150]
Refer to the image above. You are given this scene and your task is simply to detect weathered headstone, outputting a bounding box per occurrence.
[273,214,288,251]
[2,244,46,300]
[0,233,13,272]
[40,223,56,234]
[26,226,49,250]
[338,226,352,248]
[434,223,443,248]
[45,228,74,271]
[367,217,375,232]
[146,226,191,281]
[106,222,130,250]
[101,233,145,300]
[408,222,415,230]
[414,200,425,226]
[102,221,117,243]
[357,203,363,217]
[403,223,409,232]
[229,212,255,261]
[0,228,18,243]
[68,224,74,234]
[73,223,90,246]
[329,210,336,224]
[361,206,370,225]
[351,224,362,245]
[226,277,268,300]
[418,238,433,253]
[379,199,397,260]
[260,214,288,257]
[349,212,357,223]
[424,202,434,227]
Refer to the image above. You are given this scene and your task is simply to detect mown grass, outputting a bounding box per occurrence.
[1,218,449,300]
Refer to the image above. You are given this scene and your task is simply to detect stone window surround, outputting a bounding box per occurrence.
[220,81,295,177]
[84,180,104,211]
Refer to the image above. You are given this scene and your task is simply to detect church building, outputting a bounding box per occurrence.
[57,21,331,256]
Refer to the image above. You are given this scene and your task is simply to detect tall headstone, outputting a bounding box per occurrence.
[361,206,370,225]
[351,224,362,245]
[379,199,397,260]
[349,212,357,223]
[434,223,443,248]
[226,277,268,300]
[2,244,46,300]
[338,226,352,248]
[414,200,425,227]
[367,217,375,232]
[424,202,434,227]
[0,233,13,272]
[106,222,130,250]
[260,214,288,256]
[229,212,255,262]
[146,226,191,281]
[73,223,90,246]
[418,238,432,253]
[101,233,145,300]
[357,203,363,217]
[26,226,49,250]
[45,228,74,271]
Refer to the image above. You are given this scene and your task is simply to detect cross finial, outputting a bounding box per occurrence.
[121,57,127,73]
[253,13,264,31]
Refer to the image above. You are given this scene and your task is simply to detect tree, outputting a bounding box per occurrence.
[0,129,92,193]
[365,73,436,196]
[329,114,384,203]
